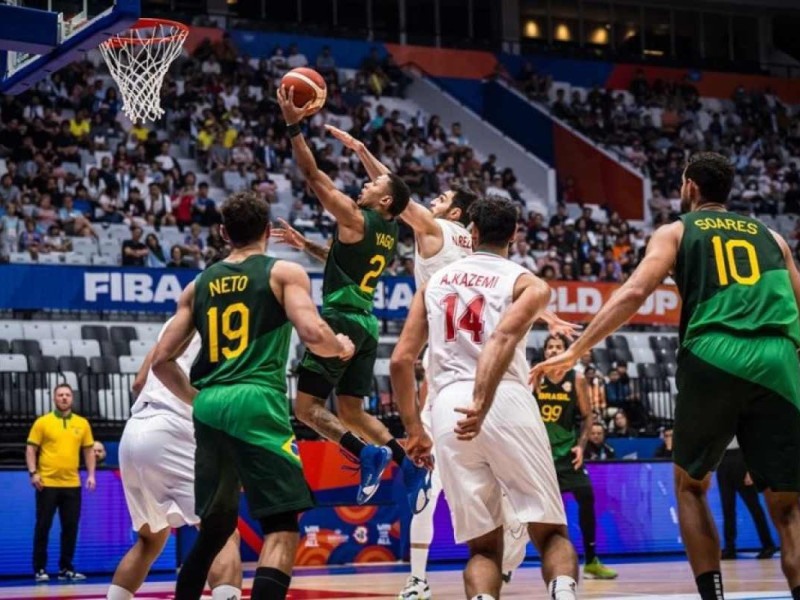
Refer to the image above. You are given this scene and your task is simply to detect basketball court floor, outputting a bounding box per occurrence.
[0,557,790,599]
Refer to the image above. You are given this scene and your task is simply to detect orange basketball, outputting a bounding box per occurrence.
[281,67,327,115]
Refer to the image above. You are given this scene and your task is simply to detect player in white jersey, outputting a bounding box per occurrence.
[391,197,580,600]
[107,319,241,600]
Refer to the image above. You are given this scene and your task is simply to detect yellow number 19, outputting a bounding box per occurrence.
[207,302,250,363]
[711,236,760,286]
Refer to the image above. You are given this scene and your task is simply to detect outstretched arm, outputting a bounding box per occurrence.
[531,221,682,381]
[277,88,364,233]
[272,218,331,263]
[468,275,551,423]
[151,283,198,405]
[390,287,433,465]
[326,125,389,181]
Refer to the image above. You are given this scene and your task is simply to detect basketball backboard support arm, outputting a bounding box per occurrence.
[0,0,140,95]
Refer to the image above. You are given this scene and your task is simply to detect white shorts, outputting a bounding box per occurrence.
[119,409,198,532]
[432,380,566,544]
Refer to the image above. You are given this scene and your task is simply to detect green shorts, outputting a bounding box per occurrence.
[193,384,314,519]
[297,308,378,398]
[674,333,800,492]
[554,454,592,492]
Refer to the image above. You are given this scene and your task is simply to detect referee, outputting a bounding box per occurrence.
[717,437,778,560]
[25,383,96,582]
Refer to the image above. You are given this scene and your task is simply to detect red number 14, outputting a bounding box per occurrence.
[440,293,486,343]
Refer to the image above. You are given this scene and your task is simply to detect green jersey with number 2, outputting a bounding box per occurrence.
[322,208,398,338]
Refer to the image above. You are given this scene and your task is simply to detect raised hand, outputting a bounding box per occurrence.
[272,218,306,250]
[325,124,364,152]
[277,86,315,125]
[529,348,580,386]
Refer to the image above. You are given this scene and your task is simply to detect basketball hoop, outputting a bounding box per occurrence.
[99,18,189,123]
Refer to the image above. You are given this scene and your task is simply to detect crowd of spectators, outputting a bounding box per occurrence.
[516,64,800,229]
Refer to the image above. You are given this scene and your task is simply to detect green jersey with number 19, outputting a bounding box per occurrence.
[322,208,398,339]
[190,255,292,392]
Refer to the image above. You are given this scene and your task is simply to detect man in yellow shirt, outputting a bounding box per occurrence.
[25,383,96,583]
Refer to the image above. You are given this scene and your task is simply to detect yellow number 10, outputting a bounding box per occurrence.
[711,236,760,286]
[207,303,250,363]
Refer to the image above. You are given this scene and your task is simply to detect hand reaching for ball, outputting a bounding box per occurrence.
[277,86,316,126]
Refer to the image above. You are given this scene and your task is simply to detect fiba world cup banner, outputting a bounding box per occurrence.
[0,265,681,326]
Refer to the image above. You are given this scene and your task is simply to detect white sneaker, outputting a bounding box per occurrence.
[398,575,431,599]
[501,521,527,575]
[34,569,49,583]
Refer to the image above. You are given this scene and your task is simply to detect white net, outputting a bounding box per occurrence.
[99,19,188,123]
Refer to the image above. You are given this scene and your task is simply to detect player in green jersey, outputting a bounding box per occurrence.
[535,334,618,580]
[277,86,431,507]
[152,191,354,600]
[532,152,800,600]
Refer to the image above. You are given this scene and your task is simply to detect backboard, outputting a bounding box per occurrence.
[0,0,140,94]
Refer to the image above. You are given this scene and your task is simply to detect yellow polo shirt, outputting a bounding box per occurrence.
[27,411,94,487]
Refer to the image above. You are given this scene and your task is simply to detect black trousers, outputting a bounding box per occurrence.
[716,448,774,550]
[33,486,81,572]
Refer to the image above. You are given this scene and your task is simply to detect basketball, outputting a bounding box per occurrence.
[281,67,327,114]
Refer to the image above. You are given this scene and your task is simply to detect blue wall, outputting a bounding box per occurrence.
[230,30,386,69]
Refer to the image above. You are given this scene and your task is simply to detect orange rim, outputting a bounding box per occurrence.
[101,17,189,48]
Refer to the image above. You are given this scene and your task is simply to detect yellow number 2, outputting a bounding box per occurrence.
[207,302,250,363]
[541,404,563,423]
[359,254,387,293]
[711,236,760,286]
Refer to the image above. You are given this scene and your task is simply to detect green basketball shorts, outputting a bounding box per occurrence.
[297,308,378,399]
[674,332,800,492]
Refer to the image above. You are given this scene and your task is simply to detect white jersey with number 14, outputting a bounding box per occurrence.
[424,252,532,399]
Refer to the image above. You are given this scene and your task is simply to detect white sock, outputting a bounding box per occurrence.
[106,585,134,600]
[470,595,496,600]
[549,575,578,599]
[211,584,242,600]
[410,546,429,580]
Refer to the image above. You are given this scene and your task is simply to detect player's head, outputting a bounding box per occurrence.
[430,186,479,225]
[681,152,735,212]
[468,196,519,252]
[221,191,271,249]
[53,383,73,413]
[357,173,411,217]
[543,334,569,359]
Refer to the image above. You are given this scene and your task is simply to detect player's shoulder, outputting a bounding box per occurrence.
[270,258,309,282]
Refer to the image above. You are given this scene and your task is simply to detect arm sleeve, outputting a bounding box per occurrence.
[27,418,43,446]
[81,420,95,448]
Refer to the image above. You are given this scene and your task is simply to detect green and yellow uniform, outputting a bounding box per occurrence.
[191,255,313,518]
[26,411,94,487]
[536,370,591,491]
[299,208,397,397]
[674,210,800,490]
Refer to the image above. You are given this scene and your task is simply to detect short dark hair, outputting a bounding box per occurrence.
[221,191,270,247]
[543,334,570,350]
[54,383,73,395]
[386,173,411,217]
[468,196,518,246]
[684,152,735,204]
[450,186,479,226]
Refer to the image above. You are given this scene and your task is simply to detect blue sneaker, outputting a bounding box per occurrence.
[402,457,433,514]
[357,445,392,504]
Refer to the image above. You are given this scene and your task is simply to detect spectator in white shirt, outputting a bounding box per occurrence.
[129,166,152,198]
[286,44,308,69]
